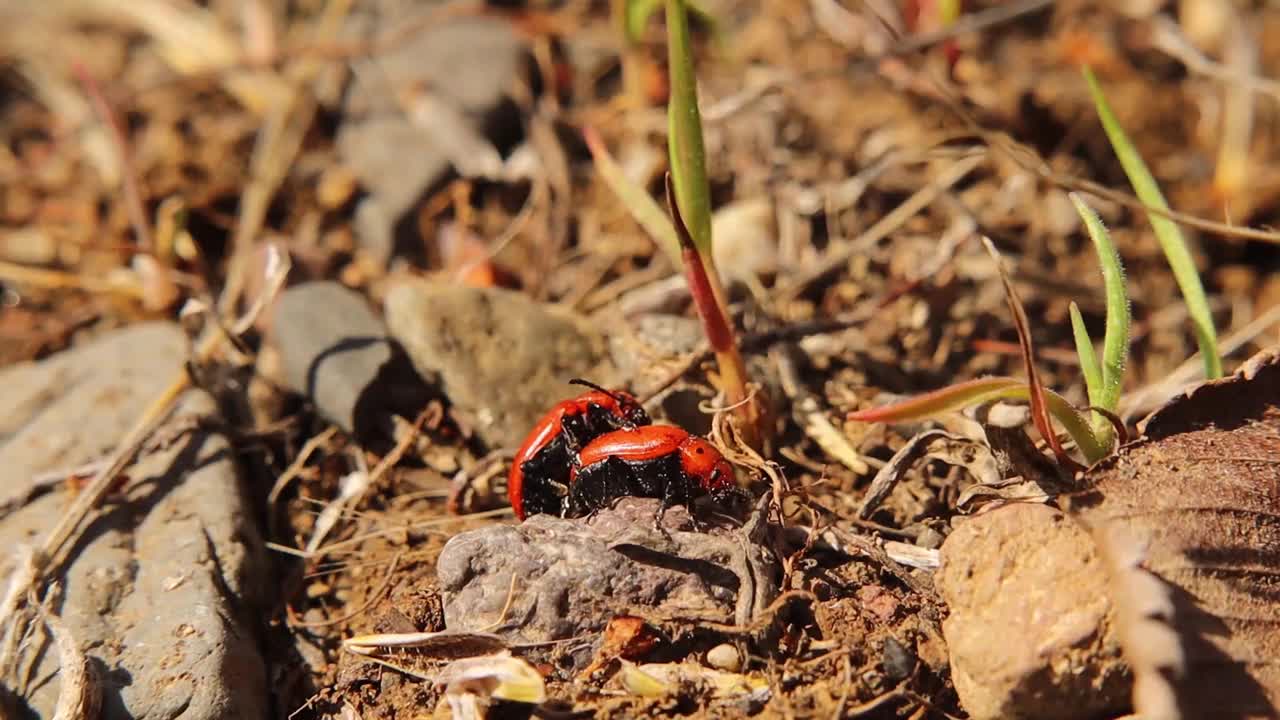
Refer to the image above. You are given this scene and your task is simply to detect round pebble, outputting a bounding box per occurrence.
[706,643,742,672]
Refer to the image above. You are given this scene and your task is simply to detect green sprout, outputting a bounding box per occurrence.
[589,0,764,448]
[849,233,1132,468]
[1067,193,1130,448]
[1083,66,1222,379]
[621,0,715,45]
[848,377,1108,465]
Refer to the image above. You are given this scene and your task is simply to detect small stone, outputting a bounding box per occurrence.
[855,584,898,622]
[608,313,704,379]
[881,637,914,681]
[384,280,616,449]
[711,197,777,287]
[706,644,742,672]
[936,503,1128,720]
[316,164,358,209]
[338,10,528,265]
[914,525,945,549]
[271,282,431,448]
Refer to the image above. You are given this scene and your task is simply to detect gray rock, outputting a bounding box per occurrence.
[271,281,431,448]
[384,280,617,449]
[438,498,776,649]
[0,322,269,720]
[338,10,527,264]
[607,313,704,378]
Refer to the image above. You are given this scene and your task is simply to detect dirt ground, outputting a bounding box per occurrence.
[3,1,1280,718]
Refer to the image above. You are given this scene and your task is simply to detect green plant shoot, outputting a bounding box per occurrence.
[665,0,713,261]
[1083,66,1222,379]
[1068,193,1130,446]
[622,0,715,44]
[1068,302,1103,408]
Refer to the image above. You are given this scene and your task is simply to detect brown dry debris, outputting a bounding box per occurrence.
[2,1,1280,719]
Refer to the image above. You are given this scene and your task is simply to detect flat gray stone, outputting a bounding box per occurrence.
[384,280,617,449]
[0,323,269,720]
[271,281,431,448]
[438,498,772,649]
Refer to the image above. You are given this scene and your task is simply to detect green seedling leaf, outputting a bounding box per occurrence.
[665,0,713,259]
[848,377,1027,424]
[1069,192,1130,448]
[623,0,663,43]
[1082,66,1222,379]
[1070,301,1103,408]
[847,376,1108,464]
[984,237,1085,472]
[583,126,681,266]
[623,0,716,45]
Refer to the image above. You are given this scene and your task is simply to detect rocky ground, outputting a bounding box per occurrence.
[1,1,1279,718]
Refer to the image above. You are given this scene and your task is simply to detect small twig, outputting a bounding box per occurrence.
[1147,15,1280,105]
[0,260,145,298]
[772,345,870,475]
[779,151,986,299]
[843,683,907,718]
[304,407,435,555]
[70,62,152,251]
[37,585,100,720]
[268,426,339,506]
[853,0,1053,64]
[286,553,402,629]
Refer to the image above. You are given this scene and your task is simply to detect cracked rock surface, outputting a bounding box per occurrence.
[437,498,778,651]
[0,323,270,720]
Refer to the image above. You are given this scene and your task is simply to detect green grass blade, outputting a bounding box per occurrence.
[665,0,713,258]
[583,127,682,266]
[1069,302,1103,408]
[625,0,715,44]
[1082,66,1221,379]
[1069,193,1130,415]
[623,0,663,44]
[1069,301,1115,451]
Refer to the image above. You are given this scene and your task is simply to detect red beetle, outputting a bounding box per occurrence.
[565,424,740,521]
[508,379,650,520]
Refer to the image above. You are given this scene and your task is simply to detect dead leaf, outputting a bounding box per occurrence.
[437,652,547,719]
[858,429,1000,519]
[1075,347,1280,718]
[578,615,661,679]
[982,237,1081,472]
[619,660,770,701]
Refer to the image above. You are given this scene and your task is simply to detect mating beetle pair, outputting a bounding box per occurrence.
[508,379,739,522]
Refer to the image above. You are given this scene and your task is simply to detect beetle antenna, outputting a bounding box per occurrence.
[568,378,630,405]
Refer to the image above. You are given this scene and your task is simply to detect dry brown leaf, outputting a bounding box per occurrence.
[1075,347,1280,719]
[982,237,1081,472]
[578,615,661,680]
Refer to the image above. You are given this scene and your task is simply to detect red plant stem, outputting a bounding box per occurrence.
[71,61,153,252]
[664,174,761,447]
